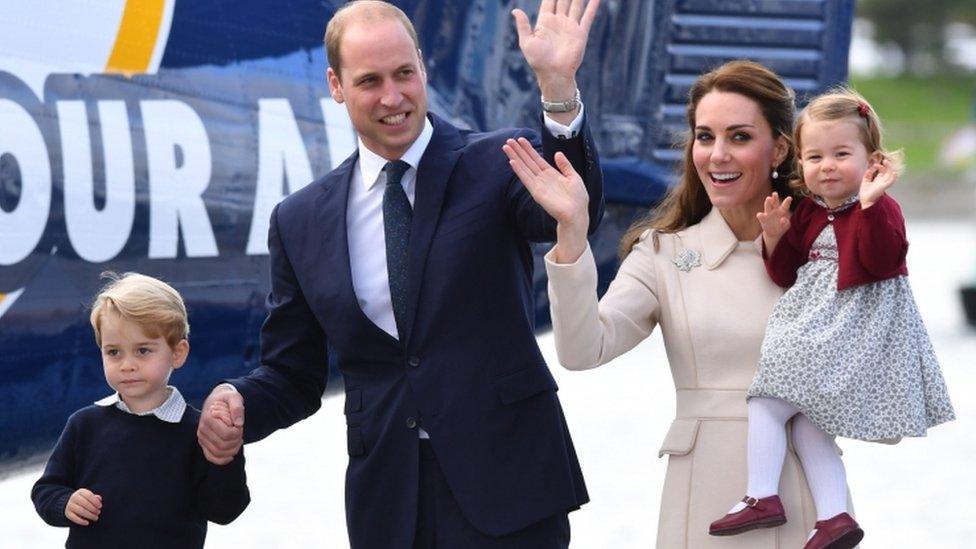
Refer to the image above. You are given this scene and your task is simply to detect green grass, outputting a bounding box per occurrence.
[848,74,976,173]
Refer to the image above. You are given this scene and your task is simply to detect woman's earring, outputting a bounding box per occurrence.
[771,169,779,180]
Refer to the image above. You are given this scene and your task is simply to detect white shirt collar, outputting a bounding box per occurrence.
[812,193,859,213]
[95,386,187,423]
[357,116,434,192]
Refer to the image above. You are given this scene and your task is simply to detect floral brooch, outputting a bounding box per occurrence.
[672,249,701,272]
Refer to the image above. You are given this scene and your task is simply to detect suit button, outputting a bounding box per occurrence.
[406,417,418,429]
[408,356,420,367]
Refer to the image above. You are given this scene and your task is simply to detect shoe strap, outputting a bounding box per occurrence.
[815,512,853,529]
[741,496,761,509]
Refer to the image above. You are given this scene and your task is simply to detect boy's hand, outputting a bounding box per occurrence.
[209,400,235,428]
[65,488,101,526]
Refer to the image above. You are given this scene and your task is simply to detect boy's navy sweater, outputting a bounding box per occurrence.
[32,404,250,549]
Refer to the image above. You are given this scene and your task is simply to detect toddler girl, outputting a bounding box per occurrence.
[709,88,955,549]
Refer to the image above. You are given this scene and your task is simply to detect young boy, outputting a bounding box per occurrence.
[31,273,249,548]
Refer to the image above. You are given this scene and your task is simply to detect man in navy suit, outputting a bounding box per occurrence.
[197,1,602,546]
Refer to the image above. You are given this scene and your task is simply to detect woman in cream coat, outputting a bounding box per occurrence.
[502,61,853,548]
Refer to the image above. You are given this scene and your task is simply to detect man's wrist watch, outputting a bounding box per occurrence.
[541,88,581,113]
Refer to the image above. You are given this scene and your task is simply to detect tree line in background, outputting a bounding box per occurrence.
[860,0,975,74]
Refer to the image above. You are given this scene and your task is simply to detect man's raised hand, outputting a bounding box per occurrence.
[512,0,600,100]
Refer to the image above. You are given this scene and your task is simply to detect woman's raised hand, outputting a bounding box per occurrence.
[502,137,589,262]
[503,137,589,226]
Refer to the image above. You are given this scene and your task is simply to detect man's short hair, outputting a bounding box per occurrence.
[324,0,421,80]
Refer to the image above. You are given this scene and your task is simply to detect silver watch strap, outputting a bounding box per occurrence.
[541,88,581,113]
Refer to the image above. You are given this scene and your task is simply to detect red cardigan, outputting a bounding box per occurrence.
[763,193,908,290]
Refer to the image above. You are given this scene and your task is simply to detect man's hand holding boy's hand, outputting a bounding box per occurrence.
[65,488,101,526]
[197,384,245,465]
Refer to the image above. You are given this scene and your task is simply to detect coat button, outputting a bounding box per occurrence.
[406,417,418,429]
[827,214,835,221]
[408,356,420,367]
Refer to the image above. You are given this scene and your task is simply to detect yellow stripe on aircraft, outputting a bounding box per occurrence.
[106,0,166,75]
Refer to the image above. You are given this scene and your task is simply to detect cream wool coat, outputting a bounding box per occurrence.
[546,209,852,548]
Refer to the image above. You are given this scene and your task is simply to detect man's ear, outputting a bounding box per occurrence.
[172,339,189,370]
[417,49,427,78]
[327,67,344,103]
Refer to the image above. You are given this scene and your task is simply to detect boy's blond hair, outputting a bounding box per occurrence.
[89,272,189,348]
[791,86,905,195]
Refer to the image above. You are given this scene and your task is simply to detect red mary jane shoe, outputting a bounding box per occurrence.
[803,512,863,549]
[709,495,787,536]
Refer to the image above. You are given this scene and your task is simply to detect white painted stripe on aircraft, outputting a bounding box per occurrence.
[320,98,357,170]
[0,0,126,96]
[148,0,176,72]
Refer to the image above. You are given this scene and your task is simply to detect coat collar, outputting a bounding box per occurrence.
[402,113,463,342]
[310,113,464,346]
[695,208,760,270]
[312,151,401,347]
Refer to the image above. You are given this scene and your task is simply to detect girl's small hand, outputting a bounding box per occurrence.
[65,488,101,526]
[860,159,897,209]
[756,192,792,239]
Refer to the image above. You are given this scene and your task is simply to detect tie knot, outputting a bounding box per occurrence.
[383,160,411,186]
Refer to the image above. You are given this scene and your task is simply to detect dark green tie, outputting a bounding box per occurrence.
[383,160,412,339]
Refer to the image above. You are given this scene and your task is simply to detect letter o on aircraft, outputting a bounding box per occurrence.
[0,99,50,266]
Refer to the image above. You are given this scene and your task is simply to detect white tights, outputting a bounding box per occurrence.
[729,397,848,521]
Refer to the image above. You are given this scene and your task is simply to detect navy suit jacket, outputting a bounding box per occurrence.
[230,112,603,547]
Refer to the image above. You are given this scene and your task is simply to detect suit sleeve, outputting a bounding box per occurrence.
[546,235,660,370]
[228,203,330,444]
[851,194,908,278]
[507,113,604,242]
[763,200,810,288]
[31,416,78,527]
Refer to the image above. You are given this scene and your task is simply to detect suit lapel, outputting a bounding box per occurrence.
[402,114,463,343]
[313,151,400,347]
